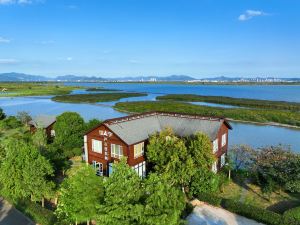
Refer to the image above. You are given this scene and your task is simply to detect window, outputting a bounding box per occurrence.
[134,142,144,158]
[213,139,218,153]
[212,161,218,173]
[92,139,102,153]
[92,161,103,176]
[133,161,146,178]
[111,144,123,159]
[222,133,227,147]
[50,129,55,137]
[221,154,226,167]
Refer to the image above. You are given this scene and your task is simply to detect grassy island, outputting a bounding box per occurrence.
[0,82,82,97]
[52,92,147,103]
[157,94,300,111]
[114,101,300,127]
[86,87,121,92]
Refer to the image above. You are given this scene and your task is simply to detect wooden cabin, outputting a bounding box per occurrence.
[84,111,232,177]
[28,115,56,138]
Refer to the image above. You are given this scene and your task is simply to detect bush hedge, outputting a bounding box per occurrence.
[16,200,57,225]
[283,207,300,224]
[196,192,222,206]
[222,198,284,225]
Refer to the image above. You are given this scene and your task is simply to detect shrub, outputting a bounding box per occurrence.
[0,116,22,129]
[16,200,57,225]
[196,192,222,206]
[283,207,300,225]
[222,198,282,225]
[181,202,194,219]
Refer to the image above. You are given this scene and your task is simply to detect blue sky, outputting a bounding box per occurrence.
[0,0,299,78]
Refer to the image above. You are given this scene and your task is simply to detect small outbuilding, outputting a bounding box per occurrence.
[28,115,56,138]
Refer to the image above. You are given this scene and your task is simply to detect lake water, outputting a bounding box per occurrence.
[0,83,299,152]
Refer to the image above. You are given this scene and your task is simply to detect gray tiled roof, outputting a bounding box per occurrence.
[105,113,228,145]
[29,115,56,128]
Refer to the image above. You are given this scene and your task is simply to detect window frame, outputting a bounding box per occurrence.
[212,161,218,173]
[213,139,218,153]
[134,142,144,158]
[111,144,123,159]
[221,133,227,147]
[92,139,103,154]
[221,153,226,167]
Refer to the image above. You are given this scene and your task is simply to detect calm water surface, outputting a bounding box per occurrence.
[0,83,299,152]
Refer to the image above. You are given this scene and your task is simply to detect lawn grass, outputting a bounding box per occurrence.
[0,82,82,97]
[219,181,300,213]
[157,94,300,111]
[114,101,300,127]
[52,92,147,103]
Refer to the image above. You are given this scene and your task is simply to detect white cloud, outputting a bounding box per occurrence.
[0,58,19,64]
[238,10,268,21]
[66,57,73,61]
[0,37,11,43]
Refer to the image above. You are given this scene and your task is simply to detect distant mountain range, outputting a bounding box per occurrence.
[0,73,195,82]
[0,72,299,83]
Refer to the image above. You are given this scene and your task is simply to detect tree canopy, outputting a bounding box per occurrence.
[147,128,216,192]
[56,165,103,225]
[53,112,85,157]
[253,145,300,193]
[141,173,185,225]
[97,158,144,225]
[0,138,54,201]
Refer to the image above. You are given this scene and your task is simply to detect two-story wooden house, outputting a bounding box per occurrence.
[84,111,232,177]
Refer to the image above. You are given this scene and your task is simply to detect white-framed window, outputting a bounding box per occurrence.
[92,161,103,176]
[134,142,144,158]
[221,153,226,167]
[50,129,55,137]
[92,139,102,153]
[221,133,227,147]
[212,161,218,173]
[213,139,218,153]
[132,161,146,178]
[111,144,123,159]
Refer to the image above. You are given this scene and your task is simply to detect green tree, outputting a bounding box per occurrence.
[187,132,215,170]
[32,128,47,151]
[190,169,219,196]
[85,118,101,132]
[53,112,85,157]
[254,145,300,193]
[96,158,144,225]
[0,107,5,120]
[0,139,54,204]
[141,173,185,225]
[147,128,195,191]
[56,165,103,225]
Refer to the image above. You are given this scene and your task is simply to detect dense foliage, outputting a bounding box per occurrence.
[0,139,54,202]
[222,198,283,225]
[52,92,147,103]
[95,158,186,225]
[114,101,300,126]
[56,165,103,224]
[0,116,22,129]
[229,144,256,170]
[0,107,5,120]
[147,129,217,193]
[253,145,300,193]
[53,112,85,158]
[283,207,300,224]
[157,94,300,111]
